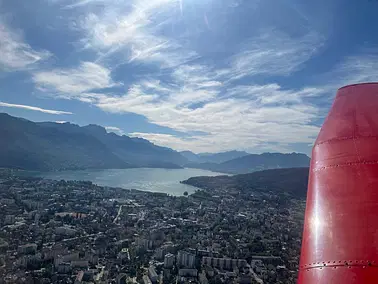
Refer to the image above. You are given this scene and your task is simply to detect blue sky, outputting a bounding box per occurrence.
[1,0,378,154]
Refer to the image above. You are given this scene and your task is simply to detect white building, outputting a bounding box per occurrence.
[143,275,152,284]
[164,253,175,269]
[18,243,37,255]
[155,247,164,260]
[136,238,153,250]
[177,251,195,268]
[148,266,158,283]
[34,213,40,225]
[85,252,99,264]
[179,269,198,277]
[16,253,41,268]
[116,273,127,284]
[202,257,247,270]
[62,253,80,262]
[57,263,72,273]
[4,215,15,225]
[55,226,77,236]
[0,198,14,205]
[71,260,89,268]
[199,271,209,284]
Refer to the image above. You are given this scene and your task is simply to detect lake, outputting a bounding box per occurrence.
[28,168,226,196]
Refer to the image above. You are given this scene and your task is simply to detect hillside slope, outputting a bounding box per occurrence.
[182,167,310,198]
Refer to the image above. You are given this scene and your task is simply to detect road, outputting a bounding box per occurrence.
[113,205,124,224]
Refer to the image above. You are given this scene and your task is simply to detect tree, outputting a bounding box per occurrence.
[183,191,188,196]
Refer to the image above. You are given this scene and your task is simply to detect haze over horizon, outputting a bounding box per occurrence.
[1,0,378,154]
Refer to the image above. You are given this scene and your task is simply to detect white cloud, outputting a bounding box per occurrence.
[79,0,322,75]
[48,0,107,8]
[218,30,323,81]
[129,132,197,151]
[80,0,197,67]
[32,62,117,97]
[105,126,125,135]
[329,53,378,86]
[225,84,324,104]
[63,0,103,8]
[0,18,51,71]
[95,82,321,152]
[55,120,68,123]
[0,102,72,115]
[129,124,318,153]
[306,52,378,107]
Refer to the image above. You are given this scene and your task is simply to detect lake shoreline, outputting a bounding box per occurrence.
[18,168,225,196]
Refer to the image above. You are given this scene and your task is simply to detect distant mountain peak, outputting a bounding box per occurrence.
[187,152,310,174]
[83,124,107,134]
[260,152,309,157]
[181,150,250,164]
[198,150,249,156]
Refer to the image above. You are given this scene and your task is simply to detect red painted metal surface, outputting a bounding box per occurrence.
[298,83,378,283]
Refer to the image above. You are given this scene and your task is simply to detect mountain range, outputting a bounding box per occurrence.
[185,152,311,174]
[0,113,186,171]
[180,150,250,164]
[0,113,311,172]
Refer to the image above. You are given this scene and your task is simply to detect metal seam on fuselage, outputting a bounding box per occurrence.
[299,264,378,271]
[315,135,378,147]
[313,160,378,172]
[300,261,378,271]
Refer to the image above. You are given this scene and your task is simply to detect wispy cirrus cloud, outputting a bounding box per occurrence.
[220,30,323,81]
[95,82,321,152]
[225,84,324,104]
[0,102,72,115]
[79,0,197,68]
[77,0,323,75]
[97,94,320,133]
[32,62,117,99]
[63,0,104,9]
[328,52,378,86]
[307,51,378,107]
[129,124,318,153]
[0,17,51,71]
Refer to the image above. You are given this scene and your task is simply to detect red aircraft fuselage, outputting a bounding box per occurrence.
[298,83,378,283]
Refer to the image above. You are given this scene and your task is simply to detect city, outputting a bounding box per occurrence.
[0,168,305,284]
